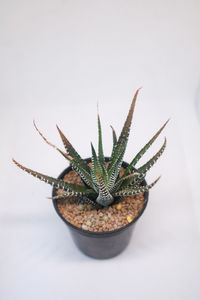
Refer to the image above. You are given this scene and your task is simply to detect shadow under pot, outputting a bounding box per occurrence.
[52,157,149,259]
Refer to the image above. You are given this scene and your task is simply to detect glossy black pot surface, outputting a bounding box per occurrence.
[52,157,149,259]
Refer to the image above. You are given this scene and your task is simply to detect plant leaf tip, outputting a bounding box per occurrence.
[155,176,161,184]
[135,87,142,95]
[33,119,38,130]
[97,102,99,115]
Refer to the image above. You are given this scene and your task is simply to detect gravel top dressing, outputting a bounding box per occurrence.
[56,168,145,232]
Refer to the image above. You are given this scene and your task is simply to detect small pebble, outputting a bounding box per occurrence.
[103,215,109,222]
[82,224,88,230]
[86,220,92,226]
[78,204,84,211]
[116,203,122,210]
[127,215,134,223]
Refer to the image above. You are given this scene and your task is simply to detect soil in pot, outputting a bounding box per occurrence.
[56,166,146,233]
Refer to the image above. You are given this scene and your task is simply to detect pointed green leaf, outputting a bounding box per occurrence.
[50,194,100,209]
[50,191,82,199]
[79,195,102,209]
[96,173,114,206]
[122,173,146,189]
[90,143,101,188]
[114,176,160,196]
[56,125,90,173]
[97,114,108,181]
[110,172,142,193]
[107,147,126,190]
[98,114,105,165]
[108,89,140,172]
[123,120,169,177]
[118,88,140,144]
[137,138,167,175]
[70,160,94,189]
[12,159,92,194]
[110,125,117,158]
[110,125,117,146]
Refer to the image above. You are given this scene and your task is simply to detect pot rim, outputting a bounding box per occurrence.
[52,157,149,237]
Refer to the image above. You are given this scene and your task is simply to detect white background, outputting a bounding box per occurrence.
[1,0,200,299]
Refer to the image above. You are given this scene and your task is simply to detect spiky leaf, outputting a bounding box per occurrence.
[114,176,160,196]
[110,172,142,193]
[108,89,140,173]
[96,174,114,206]
[90,143,101,188]
[111,125,117,146]
[12,159,93,194]
[110,125,117,157]
[56,125,90,173]
[70,160,95,189]
[107,148,126,190]
[97,114,108,181]
[137,138,167,175]
[79,195,102,208]
[123,120,169,177]
[51,194,100,209]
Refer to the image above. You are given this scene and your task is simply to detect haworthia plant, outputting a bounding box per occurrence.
[13,89,168,208]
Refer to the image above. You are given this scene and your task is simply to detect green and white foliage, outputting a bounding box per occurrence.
[13,89,168,208]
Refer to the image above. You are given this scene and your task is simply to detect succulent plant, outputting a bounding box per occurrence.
[13,89,168,209]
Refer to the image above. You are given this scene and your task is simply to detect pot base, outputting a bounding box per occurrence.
[69,225,135,259]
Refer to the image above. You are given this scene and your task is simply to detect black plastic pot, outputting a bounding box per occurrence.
[52,157,149,259]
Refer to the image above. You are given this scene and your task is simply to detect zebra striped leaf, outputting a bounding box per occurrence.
[123,120,169,177]
[110,125,117,157]
[56,125,90,173]
[12,159,93,194]
[96,173,114,206]
[137,138,167,175]
[97,114,108,181]
[108,89,140,173]
[90,143,101,187]
[114,176,160,197]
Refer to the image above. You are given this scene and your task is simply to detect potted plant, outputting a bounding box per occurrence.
[12,89,168,259]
